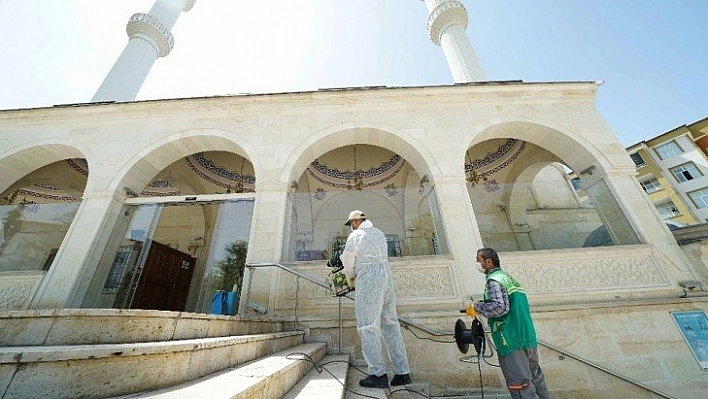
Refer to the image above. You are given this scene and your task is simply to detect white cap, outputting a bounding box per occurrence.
[344,210,366,226]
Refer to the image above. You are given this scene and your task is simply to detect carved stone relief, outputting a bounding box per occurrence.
[0,274,42,310]
[505,253,667,293]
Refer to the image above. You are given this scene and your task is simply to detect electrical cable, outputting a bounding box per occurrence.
[400,322,456,343]
[477,352,484,399]
[285,316,502,397]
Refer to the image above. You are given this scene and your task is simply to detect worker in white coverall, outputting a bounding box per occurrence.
[340,210,412,389]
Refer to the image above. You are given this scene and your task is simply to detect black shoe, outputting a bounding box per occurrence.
[359,374,389,388]
[391,373,412,386]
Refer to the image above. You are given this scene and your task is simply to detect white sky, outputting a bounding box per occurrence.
[1,0,706,147]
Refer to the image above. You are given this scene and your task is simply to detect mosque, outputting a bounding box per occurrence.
[0,0,706,397]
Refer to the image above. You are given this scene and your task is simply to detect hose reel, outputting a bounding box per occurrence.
[454,317,486,355]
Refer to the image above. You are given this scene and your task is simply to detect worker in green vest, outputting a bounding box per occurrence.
[468,248,550,398]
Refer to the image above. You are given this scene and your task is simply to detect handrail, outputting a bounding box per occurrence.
[537,339,673,399]
[243,262,675,398]
[242,262,446,336]
[246,262,354,299]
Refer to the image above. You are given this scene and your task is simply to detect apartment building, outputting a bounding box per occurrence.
[627,117,708,225]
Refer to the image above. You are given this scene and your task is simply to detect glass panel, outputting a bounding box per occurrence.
[285,185,448,262]
[0,202,81,272]
[465,140,641,251]
[103,204,162,309]
[655,141,682,160]
[284,145,448,261]
[689,188,708,209]
[468,177,640,251]
[672,163,701,183]
[630,152,646,167]
[196,200,254,314]
[584,179,641,246]
[656,201,680,219]
[90,199,254,314]
[640,178,662,193]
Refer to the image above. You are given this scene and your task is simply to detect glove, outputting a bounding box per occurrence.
[465,303,477,318]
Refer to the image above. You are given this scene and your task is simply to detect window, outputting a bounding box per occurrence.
[630,153,646,168]
[570,177,582,191]
[386,234,401,257]
[42,248,59,271]
[656,201,680,219]
[689,188,708,209]
[640,178,661,193]
[103,245,134,291]
[655,140,682,160]
[671,163,702,183]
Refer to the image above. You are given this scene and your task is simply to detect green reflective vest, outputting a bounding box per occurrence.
[484,268,537,357]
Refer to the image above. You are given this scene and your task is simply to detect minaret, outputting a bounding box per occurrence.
[423,0,486,82]
[91,0,196,102]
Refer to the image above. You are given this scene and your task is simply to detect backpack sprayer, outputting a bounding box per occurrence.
[325,245,354,296]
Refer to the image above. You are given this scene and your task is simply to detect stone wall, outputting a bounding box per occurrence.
[250,245,708,396]
[296,295,708,397]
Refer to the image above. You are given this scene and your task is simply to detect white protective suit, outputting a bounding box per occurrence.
[340,219,411,377]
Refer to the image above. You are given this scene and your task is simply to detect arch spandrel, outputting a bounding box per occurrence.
[465,120,632,177]
[109,130,258,196]
[0,143,89,195]
[281,125,439,187]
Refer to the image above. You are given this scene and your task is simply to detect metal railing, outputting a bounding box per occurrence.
[241,262,671,398]
[241,262,449,351]
[537,340,673,399]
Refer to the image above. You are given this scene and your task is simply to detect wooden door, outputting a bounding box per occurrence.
[131,241,196,311]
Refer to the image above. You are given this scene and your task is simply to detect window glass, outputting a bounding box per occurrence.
[0,158,87,273]
[630,152,646,167]
[656,201,680,219]
[655,140,682,160]
[640,178,662,193]
[0,202,81,272]
[570,177,582,191]
[284,145,449,261]
[465,140,640,251]
[689,188,708,209]
[92,199,255,313]
[671,163,702,183]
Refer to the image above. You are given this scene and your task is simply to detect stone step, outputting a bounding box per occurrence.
[282,353,350,399]
[0,330,305,398]
[343,368,429,399]
[125,342,327,398]
[0,309,282,346]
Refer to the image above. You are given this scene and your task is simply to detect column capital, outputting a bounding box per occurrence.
[427,0,468,45]
[126,12,175,57]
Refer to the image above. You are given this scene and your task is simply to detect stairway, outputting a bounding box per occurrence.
[0,309,351,398]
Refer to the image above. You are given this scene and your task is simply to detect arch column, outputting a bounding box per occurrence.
[431,174,485,297]
[30,190,125,308]
[238,180,290,314]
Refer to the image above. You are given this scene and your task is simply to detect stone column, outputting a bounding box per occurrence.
[238,181,290,315]
[92,0,196,102]
[30,190,126,308]
[431,174,485,298]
